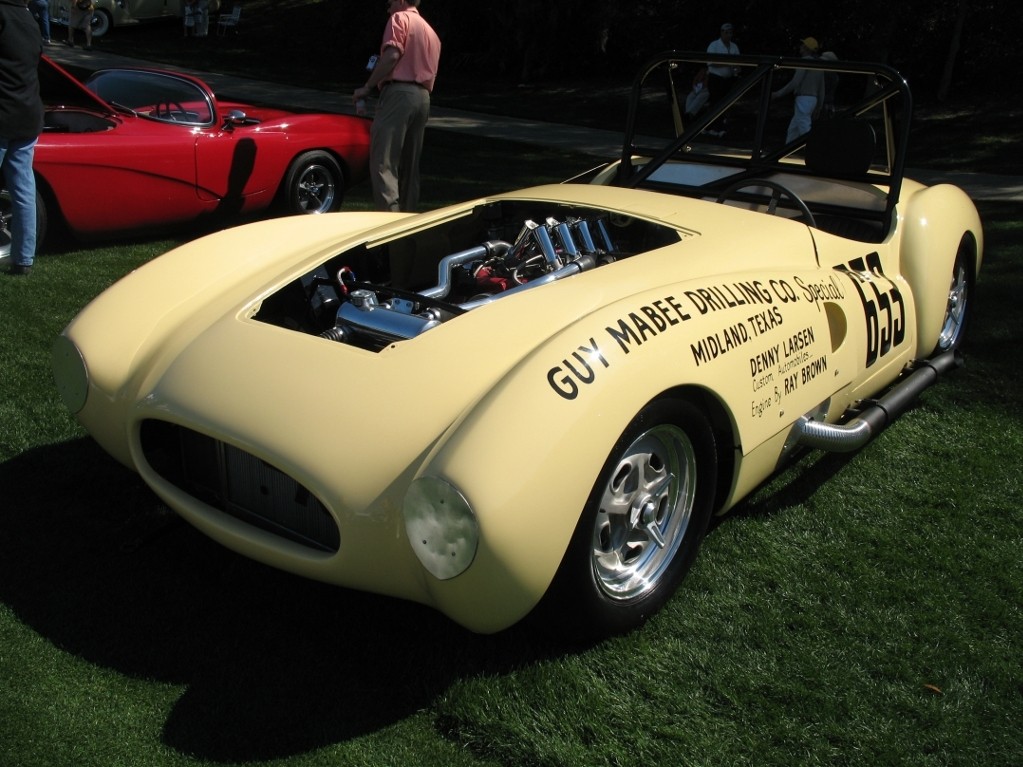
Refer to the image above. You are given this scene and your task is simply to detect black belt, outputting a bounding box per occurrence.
[383,80,425,88]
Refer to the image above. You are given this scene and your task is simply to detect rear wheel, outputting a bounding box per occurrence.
[935,238,974,353]
[542,399,717,637]
[282,151,344,215]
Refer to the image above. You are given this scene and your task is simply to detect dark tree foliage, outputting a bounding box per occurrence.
[335,0,1018,101]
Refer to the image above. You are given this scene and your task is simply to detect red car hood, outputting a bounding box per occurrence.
[39,55,114,114]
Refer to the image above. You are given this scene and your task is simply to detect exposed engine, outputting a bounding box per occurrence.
[254,199,681,351]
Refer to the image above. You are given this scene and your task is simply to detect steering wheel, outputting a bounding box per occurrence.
[155,101,187,121]
[715,178,817,227]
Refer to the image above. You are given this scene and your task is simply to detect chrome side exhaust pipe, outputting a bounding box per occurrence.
[796,351,962,453]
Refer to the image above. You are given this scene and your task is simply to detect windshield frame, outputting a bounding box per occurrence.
[613,51,913,230]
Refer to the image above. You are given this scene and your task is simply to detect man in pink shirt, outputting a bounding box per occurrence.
[353,0,441,213]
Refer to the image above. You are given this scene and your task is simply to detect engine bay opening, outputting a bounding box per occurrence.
[254,199,682,351]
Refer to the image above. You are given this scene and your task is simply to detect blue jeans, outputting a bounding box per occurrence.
[31,0,51,40]
[0,137,39,267]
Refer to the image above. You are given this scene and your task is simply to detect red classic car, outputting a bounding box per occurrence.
[0,56,370,257]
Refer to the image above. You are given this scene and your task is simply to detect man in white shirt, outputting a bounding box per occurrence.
[706,23,740,109]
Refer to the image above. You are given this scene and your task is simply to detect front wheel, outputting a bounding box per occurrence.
[541,399,717,637]
[281,151,345,215]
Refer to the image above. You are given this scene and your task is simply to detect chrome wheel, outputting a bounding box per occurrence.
[540,399,716,637]
[591,423,698,601]
[0,186,47,259]
[293,163,338,213]
[0,187,12,259]
[937,254,970,351]
[284,151,344,215]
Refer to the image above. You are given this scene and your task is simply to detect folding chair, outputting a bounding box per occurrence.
[216,4,241,36]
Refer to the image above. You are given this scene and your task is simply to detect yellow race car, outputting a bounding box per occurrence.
[53,53,982,636]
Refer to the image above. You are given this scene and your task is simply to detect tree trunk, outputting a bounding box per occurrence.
[938,0,970,101]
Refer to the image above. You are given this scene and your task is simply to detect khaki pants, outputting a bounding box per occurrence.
[369,83,430,213]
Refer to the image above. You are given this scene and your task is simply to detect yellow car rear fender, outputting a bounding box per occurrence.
[898,184,983,357]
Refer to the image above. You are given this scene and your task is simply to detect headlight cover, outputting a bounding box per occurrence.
[403,476,478,580]
[51,334,89,414]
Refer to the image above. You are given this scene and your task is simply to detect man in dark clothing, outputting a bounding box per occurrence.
[0,0,44,275]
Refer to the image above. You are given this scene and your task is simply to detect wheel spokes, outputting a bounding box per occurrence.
[297,168,335,212]
[939,260,969,349]
[591,424,697,600]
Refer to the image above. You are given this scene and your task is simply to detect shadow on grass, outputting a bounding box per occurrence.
[722,447,858,526]
[0,438,571,762]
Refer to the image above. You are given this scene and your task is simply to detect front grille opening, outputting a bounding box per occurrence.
[140,420,340,553]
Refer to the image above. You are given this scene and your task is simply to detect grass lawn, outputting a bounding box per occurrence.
[2,13,1021,765]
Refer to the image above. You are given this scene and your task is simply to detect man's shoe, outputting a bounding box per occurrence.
[6,264,32,276]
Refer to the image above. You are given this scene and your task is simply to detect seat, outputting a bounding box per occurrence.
[805,119,876,178]
[216,5,241,36]
[804,119,886,242]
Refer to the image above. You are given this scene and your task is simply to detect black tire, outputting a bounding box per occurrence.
[540,398,717,637]
[90,10,112,38]
[1,186,47,260]
[281,151,344,215]
[934,236,974,354]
